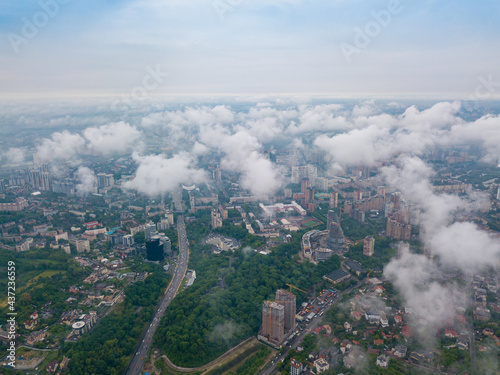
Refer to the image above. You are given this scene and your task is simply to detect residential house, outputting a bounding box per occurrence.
[394,345,407,358]
[379,312,388,327]
[350,311,362,320]
[457,336,469,350]
[445,329,458,338]
[376,354,390,368]
[344,322,352,332]
[24,320,37,330]
[313,358,329,373]
[365,311,380,324]
[401,325,412,338]
[26,330,47,346]
[46,359,58,373]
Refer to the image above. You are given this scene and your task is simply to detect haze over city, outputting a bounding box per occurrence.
[0,1,500,374]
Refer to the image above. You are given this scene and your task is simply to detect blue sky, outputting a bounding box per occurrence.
[1,0,499,98]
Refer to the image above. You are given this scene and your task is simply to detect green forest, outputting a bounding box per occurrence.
[154,215,341,367]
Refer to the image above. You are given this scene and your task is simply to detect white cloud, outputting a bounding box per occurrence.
[122,152,208,196]
[384,244,461,344]
[36,131,86,163]
[35,122,142,163]
[83,122,142,156]
[76,166,97,195]
[200,128,284,196]
[2,147,27,164]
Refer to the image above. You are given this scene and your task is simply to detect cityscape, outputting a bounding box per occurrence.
[1,1,500,375]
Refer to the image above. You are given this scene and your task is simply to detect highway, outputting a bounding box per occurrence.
[124,191,189,375]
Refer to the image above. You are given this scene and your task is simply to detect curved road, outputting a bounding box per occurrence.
[125,203,189,375]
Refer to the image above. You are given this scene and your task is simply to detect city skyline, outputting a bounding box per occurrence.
[1,1,500,373]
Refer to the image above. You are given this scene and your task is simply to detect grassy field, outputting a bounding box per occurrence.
[25,270,66,286]
[301,218,322,228]
[0,270,66,308]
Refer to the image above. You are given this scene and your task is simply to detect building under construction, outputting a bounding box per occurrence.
[276,289,297,333]
[258,289,298,348]
[258,301,285,347]
[327,210,346,252]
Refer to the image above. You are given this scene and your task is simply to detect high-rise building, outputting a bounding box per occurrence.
[329,192,338,208]
[146,236,165,261]
[0,179,5,193]
[164,211,175,225]
[122,234,135,246]
[305,187,314,205]
[300,178,310,194]
[386,214,412,241]
[211,209,223,229]
[327,210,345,252]
[219,205,228,219]
[497,186,500,201]
[75,239,91,253]
[97,173,114,189]
[28,169,52,191]
[363,236,375,257]
[306,165,317,186]
[213,163,222,181]
[162,236,171,255]
[276,289,296,333]
[189,193,196,213]
[261,301,285,347]
[52,180,76,195]
[290,359,303,375]
[144,223,157,240]
[110,231,126,246]
[315,177,329,192]
[354,190,363,200]
[157,219,170,231]
[344,200,352,215]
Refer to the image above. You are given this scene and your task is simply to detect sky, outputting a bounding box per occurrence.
[1,0,500,98]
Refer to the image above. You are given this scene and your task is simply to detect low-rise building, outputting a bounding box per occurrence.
[409,350,434,363]
[376,354,389,368]
[394,345,407,358]
[323,269,350,284]
[313,358,329,373]
[457,336,469,350]
[26,330,47,346]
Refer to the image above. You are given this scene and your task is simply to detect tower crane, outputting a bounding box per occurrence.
[286,283,306,294]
